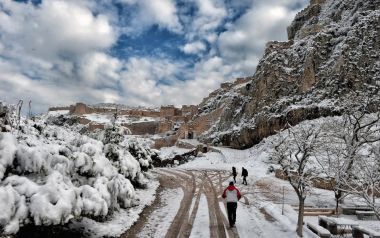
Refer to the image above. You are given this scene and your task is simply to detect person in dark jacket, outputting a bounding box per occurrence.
[232,166,237,183]
[222,181,241,228]
[242,167,248,185]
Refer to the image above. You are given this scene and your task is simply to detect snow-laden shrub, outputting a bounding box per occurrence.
[0,102,18,132]
[0,185,28,234]
[0,104,154,235]
[0,133,17,179]
[90,125,157,187]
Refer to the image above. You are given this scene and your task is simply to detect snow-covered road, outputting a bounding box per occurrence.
[123,167,302,238]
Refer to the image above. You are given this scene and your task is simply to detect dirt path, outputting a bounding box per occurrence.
[122,169,243,238]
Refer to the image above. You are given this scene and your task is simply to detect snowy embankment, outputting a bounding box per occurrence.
[0,103,158,236]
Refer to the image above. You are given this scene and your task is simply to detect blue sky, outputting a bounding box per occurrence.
[0,0,308,113]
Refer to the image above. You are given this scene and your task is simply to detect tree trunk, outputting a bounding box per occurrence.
[335,191,341,216]
[296,196,305,237]
[372,185,375,204]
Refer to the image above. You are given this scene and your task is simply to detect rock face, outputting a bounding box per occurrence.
[192,0,380,148]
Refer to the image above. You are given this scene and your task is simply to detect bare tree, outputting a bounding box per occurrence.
[315,118,351,215]
[272,123,321,237]
[349,151,380,219]
[28,100,32,119]
[336,108,380,206]
[316,100,380,216]
[16,100,23,132]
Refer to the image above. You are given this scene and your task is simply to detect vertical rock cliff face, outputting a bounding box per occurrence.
[194,0,380,148]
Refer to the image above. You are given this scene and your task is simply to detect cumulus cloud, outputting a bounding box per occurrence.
[0,0,120,112]
[181,41,207,55]
[217,0,308,74]
[0,0,116,61]
[185,0,227,42]
[119,56,230,107]
[0,59,121,113]
[122,0,182,34]
[79,52,122,88]
[0,0,310,113]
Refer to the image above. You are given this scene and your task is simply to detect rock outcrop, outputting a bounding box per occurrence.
[191,0,380,148]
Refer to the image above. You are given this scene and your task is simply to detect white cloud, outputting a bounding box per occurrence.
[0,59,121,113]
[0,0,120,112]
[79,52,122,88]
[0,0,116,61]
[123,0,182,34]
[141,0,182,32]
[181,41,207,55]
[117,56,231,107]
[0,0,311,113]
[185,0,227,42]
[120,57,180,105]
[217,0,308,74]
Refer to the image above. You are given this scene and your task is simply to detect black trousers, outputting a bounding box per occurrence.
[227,202,237,227]
[243,176,247,185]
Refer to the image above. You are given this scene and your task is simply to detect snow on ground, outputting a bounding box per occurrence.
[170,116,379,237]
[83,114,158,124]
[158,146,193,160]
[190,194,210,238]
[175,145,305,237]
[137,187,184,238]
[178,146,269,182]
[47,110,69,116]
[304,215,380,233]
[178,139,203,146]
[0,104,159,236]
[70,179,160,238]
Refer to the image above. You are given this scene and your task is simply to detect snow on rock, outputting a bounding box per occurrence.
[0,133,17,179]
[0,103,156,235]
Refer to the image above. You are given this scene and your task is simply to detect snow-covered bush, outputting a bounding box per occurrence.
[0,103,154,235]
[0,102,18,132]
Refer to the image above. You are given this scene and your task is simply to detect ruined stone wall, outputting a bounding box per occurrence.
[125,121,159,135]
[66,102,199,136]
[182,105,198,116]
[48,106,71,111]
[88,123,105,131]
[154,134,179,149]
[92,108,116,114]
[70,103,91,114]
[160,106,176,118]
[142,111,160,117]
[158,120,173,133]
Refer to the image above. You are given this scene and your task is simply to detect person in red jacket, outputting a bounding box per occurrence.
[222,181,241,228]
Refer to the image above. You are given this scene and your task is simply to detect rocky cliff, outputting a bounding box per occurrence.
[193,0,380,148]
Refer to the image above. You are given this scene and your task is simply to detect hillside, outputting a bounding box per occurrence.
[191,0,380,148]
